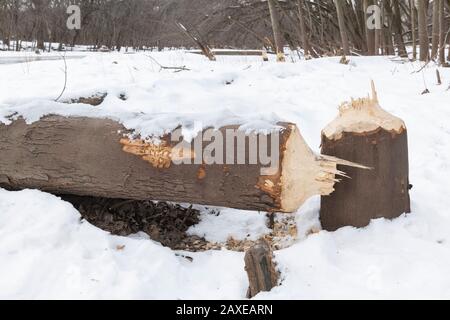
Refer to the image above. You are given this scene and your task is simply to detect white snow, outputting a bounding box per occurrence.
[187,209,271,243]
[1,50,450,299]
[0,189,248,299]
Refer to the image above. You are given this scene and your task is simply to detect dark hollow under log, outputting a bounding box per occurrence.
[320,83,411,231]
[0,116,364,213]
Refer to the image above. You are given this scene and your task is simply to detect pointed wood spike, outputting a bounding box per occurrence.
[371,80,379,103]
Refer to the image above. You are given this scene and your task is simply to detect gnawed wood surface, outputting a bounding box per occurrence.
[0,116,365,212]
[320,82,411,230]
[244,239,279,298]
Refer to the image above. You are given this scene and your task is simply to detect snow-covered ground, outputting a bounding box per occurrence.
[1,50,450,299]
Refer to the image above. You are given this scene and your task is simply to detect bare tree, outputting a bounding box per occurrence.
[438,0,447,65]
[31,0,49,50]
[364,0,376,55]
[410,0,417,60]
[335,0,350,55]
[0,0,445,62]
[267,0,285,61]
[431,0,440,59]
[296,0,312,57]
[418,0,430,61]
[391,0,407,57]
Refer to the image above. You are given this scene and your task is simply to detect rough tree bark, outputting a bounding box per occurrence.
[448,0,450,62]
[320,82,411,231]
[364,0,376,55]
[244,239,279,298]
[31,0,47,51]
[418,0,430,61]
[391,0,408,57]
[438,0,447,65]
[268,0,286,62]
[297,0,312,57]
[411,0,417,60]
[0,116,365,213]
[431,0,441,59]
[335,0,351,56]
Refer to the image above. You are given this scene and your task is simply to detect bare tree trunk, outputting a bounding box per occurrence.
[418,0,430,61]
[411,0,417,60]
[448,3,450,62]
[391,0,408,57]
[268,0,285,62]
[380,0,394,55]
[364,0,376,55]
[31,0,47,51]
[335,0,350,55]
[297,0,312,57]
[384,26,395,55]
[431,0,440,59]
[355,0,368,53]
[448,0,450,62]
[375,27,381,55]
[438,0,447,65]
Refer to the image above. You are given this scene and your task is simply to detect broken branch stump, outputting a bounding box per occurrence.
[244,239,279,298]
[320,82,411,231]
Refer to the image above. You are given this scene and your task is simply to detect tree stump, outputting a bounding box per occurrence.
[320,82,411,231]
[244,239,279,298]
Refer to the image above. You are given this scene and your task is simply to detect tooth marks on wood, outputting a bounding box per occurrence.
[120,138,173,169]
[320,82,411,231]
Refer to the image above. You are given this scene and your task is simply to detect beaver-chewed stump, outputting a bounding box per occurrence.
[0,116,366,213]
[320,82,411,231]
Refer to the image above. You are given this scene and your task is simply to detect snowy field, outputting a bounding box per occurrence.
[1,50,450,299]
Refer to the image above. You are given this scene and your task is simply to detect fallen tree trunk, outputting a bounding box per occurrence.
[188,49,265,57]
[0,116,364,213]
[320,82,411,231]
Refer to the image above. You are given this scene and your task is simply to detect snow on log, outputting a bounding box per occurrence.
[0,116,365,213]
[320,81,411,230]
